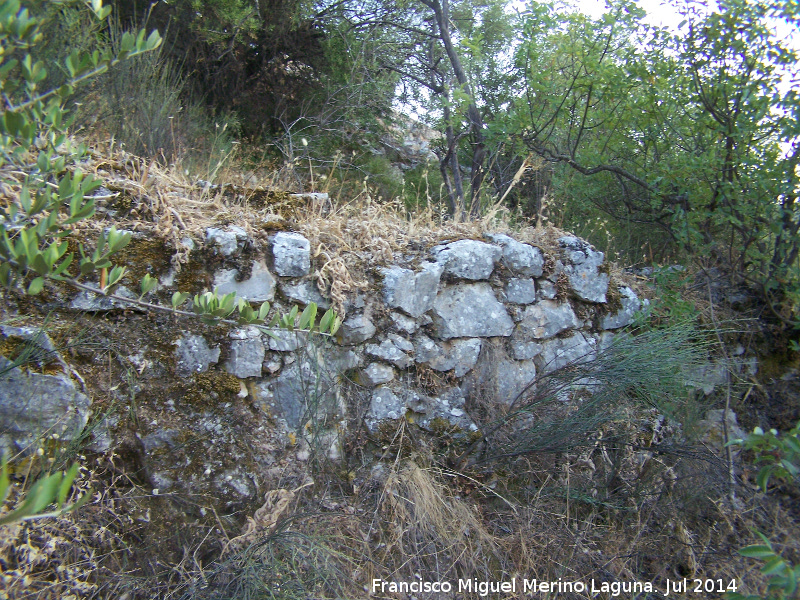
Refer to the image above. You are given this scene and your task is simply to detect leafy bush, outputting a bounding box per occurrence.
[730,422,800,493]
[727,424,800,599]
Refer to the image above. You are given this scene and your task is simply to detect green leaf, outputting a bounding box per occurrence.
[140,273,157,297]
[756,466,773,492]
[739,545,776,559]
[57,463,79,506]
[298,302,317,330]
[27,276,44,295]
[106,265,126,288]
[171,291,189,309]
[0,457,9,505]
[761,556,787,576]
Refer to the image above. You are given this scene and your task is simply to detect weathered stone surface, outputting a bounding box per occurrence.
[174,334,221,376]
[206,226,248,256]
[366,338,413,369]
[431,239,501,280]
[414,334,482,377]
[213,260,276,303]
[70,286,138,311]
[389,311,419,334]
[505,278,536,304]
[267,356,343,429]
[280,280,330,309]
[535,332,597,375]
[225,327,265,378]
[272,232,311,277]
[0,357,91,454]
[431,283,514,339]
[463,341,537,405]
[486,233,544,276]
[558,236,609,303]
[406,387,477,432]
[361,363,395,386]
[537,279,557,300]
[515,300,580,340]
[510,339,543,361]
[697,409,746,454]
[336,314,377,345]
[685,362,729,395]
[601,287,642,329]
[365,387,405,431]
[381,262,443,318]
[268,330,304,352]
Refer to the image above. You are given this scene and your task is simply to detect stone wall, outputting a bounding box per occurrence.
[0,227,645,507]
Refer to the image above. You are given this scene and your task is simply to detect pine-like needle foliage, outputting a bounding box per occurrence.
[477,323,709,461]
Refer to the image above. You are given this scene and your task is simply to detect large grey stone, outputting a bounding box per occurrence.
[0,326,65,370]
[272,232,311,277]
[431,283,514,339]
[601,287,642,329]
[515,300,580,340]
[558,236,609,303]
[414,334,482,377]
[685,362,729,395]
[225,327,265,378]
[336,314,377,345]
[505,278,536,304]
[280,280,330,309]
[174,334,221,376]
[267,356,343,429]
[268,330,304,352]
[406,387,478,433]
[361,363,395,387]
[0,357,91,454]
[365,387,406,431]
[431,239,501,280]
[206,226,248,256]
[464,341,537,405]
[366,338,413,369]
[697,409,747,454]
[213,260,276,303]
[389,311,419,334]
[510,339,543,360]
[486,233,544,276]
[381,262,443,318]
[535,332,597,375]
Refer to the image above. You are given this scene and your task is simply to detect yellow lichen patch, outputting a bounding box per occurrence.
[184,370,242,405]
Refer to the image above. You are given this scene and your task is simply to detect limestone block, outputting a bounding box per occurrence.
[174,333,221,376]
[431,239,501,280]
[0,357,90,455]
[225,327,265,378]
[365,387,405,431]
[361,363,395,387]
[272,232,311,277]
[414,334,482,377]
[213,260,276,303]
[431,283,514,339]
[558,236,609,303]
[366,338,413,369]
[601,287,642,329]
[505,278,536,304]
[486,233,544,276]
[206,226,248,256]
[336,314,377,345]
[381,262,443,317]
[515,300,580,340]
[280,280,330,309]
[535,332,597,375]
